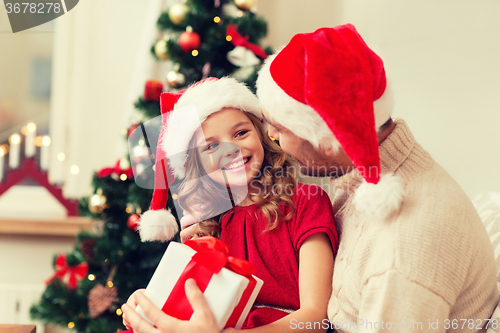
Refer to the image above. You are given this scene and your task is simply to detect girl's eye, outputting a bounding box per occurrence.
[235,130,249,138]
[203,142,219,152]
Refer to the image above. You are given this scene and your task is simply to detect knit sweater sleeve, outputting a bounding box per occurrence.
[360,269,450,333]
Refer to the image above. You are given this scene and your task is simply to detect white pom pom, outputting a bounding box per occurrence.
[353,173,405,221]
[138,209,179,242]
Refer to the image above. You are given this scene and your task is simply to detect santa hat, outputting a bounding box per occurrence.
[256,24,404,220]
[139,77,261,242]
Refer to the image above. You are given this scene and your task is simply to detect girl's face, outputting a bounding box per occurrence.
[193,108,264,188]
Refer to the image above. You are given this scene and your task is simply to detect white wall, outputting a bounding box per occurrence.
[257,0,341,48]
[0,234,74,285]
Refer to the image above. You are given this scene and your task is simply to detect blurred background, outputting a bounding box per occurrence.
[0,0,499,331]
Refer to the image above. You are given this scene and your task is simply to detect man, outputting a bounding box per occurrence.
[255,24,499,332]
[122,24,499,332]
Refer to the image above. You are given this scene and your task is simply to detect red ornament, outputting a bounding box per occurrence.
[144,80,164,101]
[97,160,134,179]
[179,29,201,53]
[127,214,140,232]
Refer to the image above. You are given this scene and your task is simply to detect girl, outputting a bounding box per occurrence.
[123,77,338,333]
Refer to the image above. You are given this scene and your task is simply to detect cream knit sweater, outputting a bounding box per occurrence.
[327,119,499,333]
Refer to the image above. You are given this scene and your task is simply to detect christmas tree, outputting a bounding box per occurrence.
[30,0,270,332]
[136,0,270,117]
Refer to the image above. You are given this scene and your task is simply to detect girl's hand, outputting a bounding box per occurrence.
[122,289,146,329]
[121,279,220,333]
[180,223,198,243]
[180,212,198,229]
[180,204,207,228]
[180,204,207,243]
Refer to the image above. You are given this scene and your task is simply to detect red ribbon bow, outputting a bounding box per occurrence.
[226,24,267,59]
[45,253,88,290]
[185,236,256,276]
[97,160,134,179]
[161,237,257,328]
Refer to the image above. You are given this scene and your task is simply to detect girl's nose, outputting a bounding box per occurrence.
[222,143,240,157]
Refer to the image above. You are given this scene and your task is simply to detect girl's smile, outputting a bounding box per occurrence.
[221,156,251,171]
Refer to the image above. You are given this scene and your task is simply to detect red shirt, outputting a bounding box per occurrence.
[220,183,338,328]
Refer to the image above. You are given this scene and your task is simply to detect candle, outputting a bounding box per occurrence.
[0,146,5,182]
[52,152,65,184]
[40,136,51,171]
[9,134,21,169]
[25,122,36,158]
[66,164,79,199]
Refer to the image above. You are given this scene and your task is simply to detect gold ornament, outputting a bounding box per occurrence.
[168,3,189,25]
[89,190,107,214]
[234,0,254,11]
[154,40,169,60]
[166,70,186,88]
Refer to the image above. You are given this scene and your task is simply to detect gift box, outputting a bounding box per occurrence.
[136,236,263,330]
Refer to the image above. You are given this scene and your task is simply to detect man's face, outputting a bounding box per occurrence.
[262,109,354,178]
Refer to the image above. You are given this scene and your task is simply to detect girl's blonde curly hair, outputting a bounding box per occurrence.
[177,111,297,239]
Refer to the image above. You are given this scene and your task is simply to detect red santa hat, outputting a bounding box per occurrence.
[139,77,261,242]
[256,24,404,220]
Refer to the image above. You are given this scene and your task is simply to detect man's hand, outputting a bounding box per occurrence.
[123,288,146,329]
[121,279,221,333]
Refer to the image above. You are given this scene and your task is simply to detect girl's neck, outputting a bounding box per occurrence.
[238,195,255,207]
[230,182,258,207]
